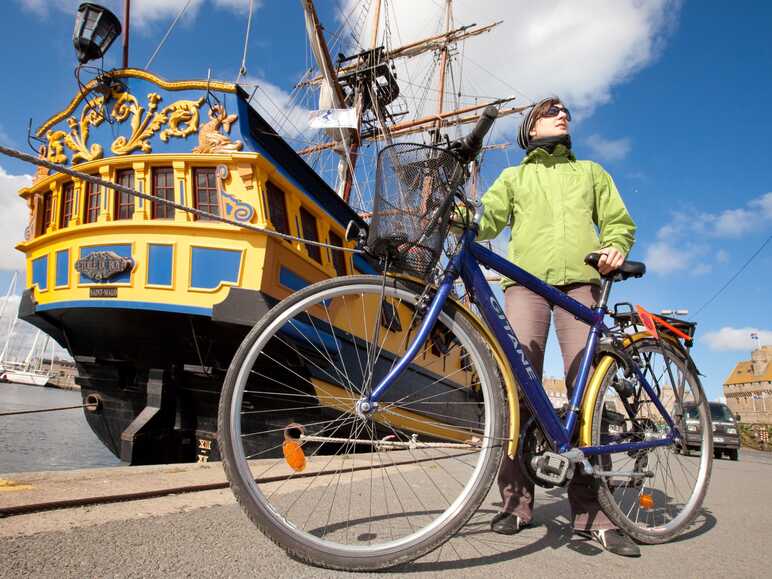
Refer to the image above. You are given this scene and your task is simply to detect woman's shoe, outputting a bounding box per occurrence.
[581,529,641,557]
[490,512,530,535]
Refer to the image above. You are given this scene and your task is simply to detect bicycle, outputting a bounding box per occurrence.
[217,109,713,571]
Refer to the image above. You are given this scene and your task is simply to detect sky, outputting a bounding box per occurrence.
[0,0,770,402]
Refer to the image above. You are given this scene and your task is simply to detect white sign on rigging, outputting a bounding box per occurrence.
[309,108,358,129]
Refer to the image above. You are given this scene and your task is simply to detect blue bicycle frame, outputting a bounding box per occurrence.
[367,228,679,458]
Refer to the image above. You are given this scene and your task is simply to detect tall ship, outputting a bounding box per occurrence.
[11,1,521,465]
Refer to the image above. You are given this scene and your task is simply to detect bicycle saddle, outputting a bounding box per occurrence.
[585,252,646,280]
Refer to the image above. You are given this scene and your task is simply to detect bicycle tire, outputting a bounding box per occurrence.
[218,275,506,571]
[591,337,712,543]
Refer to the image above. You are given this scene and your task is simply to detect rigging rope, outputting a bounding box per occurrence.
[0,144,364,255]
[144,0,194,70]
[693,234,772,318]
[236,0,255,83]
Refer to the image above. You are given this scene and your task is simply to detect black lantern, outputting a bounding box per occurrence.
[73,3,122,64]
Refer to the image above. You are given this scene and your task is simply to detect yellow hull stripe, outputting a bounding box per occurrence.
[310,379,474,443]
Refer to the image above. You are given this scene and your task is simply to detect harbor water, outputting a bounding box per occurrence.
[0,382,120,474]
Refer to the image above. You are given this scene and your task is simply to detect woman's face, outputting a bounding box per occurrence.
[530,103,570,140]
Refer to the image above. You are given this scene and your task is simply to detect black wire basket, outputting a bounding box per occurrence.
[368,143,466,277]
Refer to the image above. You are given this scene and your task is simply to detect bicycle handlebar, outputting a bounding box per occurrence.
[450,105,498,163]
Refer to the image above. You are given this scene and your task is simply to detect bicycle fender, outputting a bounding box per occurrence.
[455,301,521,459]
[578,355,615,447]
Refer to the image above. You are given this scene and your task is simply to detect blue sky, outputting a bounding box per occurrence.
[0,1,769,402]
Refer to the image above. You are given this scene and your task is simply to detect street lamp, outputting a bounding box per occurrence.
[660,308,689,318]
[73,3,122,64]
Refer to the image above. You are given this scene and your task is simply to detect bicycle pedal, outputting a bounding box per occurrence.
[531,451,574,486]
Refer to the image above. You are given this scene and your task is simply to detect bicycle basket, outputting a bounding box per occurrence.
[368,143,465,277]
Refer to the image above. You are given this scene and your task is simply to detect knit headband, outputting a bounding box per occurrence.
[517,97,560,150]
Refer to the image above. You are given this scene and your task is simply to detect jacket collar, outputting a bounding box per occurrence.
[523,143,576,163]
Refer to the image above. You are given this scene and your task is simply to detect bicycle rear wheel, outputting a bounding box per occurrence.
[218,275,506,571]
[591,338,712,543]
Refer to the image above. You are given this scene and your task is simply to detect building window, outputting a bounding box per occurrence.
[84,180,100,224]
[152,167,175,219]
[328,231,347,276]
[60,182,74,226]
[42,191,53,231]
[193,168,219,219]
[299,206,321,263]
[115,170,135,220]
[265,182,290,235]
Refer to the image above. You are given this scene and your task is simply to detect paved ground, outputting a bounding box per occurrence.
[1,449,771,578]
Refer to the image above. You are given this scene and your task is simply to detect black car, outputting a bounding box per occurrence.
[681,401,740,460]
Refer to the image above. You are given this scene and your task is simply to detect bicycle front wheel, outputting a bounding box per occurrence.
[218,275,506,571]
[591,338,712,543]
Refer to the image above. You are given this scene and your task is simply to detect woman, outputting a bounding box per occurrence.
[475,97,639,557]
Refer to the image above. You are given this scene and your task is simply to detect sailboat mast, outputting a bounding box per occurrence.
[122,0,130,68]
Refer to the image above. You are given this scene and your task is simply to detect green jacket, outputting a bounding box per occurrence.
[476,144,636,288]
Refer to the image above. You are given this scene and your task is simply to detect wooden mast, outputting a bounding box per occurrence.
[300,0,357,199]
[339,0,383,204]
[433,0,453,143]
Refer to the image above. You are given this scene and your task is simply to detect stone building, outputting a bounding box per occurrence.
[723,345,772,424]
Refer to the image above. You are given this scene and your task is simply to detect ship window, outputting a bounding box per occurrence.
[60,182,74,226]
[115,169,135,220]
[42,191,53,231]
[265,182,290,235]
[152,167,175,219]
[193,168,219,219]
[328,231,347,276]
[84,179,100,224]
[299,206,322,263]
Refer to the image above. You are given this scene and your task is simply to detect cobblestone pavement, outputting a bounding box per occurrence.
[1,449,770,578]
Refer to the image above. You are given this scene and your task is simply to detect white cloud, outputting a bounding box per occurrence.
[0,167,32,271]
[213,0,262,13]
[644,241,697,274]
[585,134,632,162]
[338,0,680,137]
[704,327,772,351]
[643,192,772,274]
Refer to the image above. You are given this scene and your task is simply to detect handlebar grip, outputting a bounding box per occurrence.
[463,105,498,152]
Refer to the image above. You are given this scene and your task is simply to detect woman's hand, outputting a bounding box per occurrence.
[597,247,624,275]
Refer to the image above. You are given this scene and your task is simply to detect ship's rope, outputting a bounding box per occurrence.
[0,403,98,417]
[144,0,195,70]
[236,0,255,83]
[0,145,364,255]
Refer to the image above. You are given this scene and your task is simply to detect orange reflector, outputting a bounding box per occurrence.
[639,493,655,510]
[282,440,306,472]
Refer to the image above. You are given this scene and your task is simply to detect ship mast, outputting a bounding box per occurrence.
[300,0,358,200]
[340,0,384,204]
[433,0,453,144]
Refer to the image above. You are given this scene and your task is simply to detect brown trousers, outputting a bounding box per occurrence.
[498,283,615,531]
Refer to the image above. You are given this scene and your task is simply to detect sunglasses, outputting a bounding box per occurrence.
[540,105,572,122]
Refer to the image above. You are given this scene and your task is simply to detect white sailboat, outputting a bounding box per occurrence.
[3,329,55,387]
[0,272,18,376]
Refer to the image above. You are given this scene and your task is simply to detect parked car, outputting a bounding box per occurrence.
[681,401,740,460]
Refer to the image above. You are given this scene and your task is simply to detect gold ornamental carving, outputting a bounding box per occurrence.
[193,104,243,154]
[46,97,106,163]
[110,92,205,155]
[44,91,206,164]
